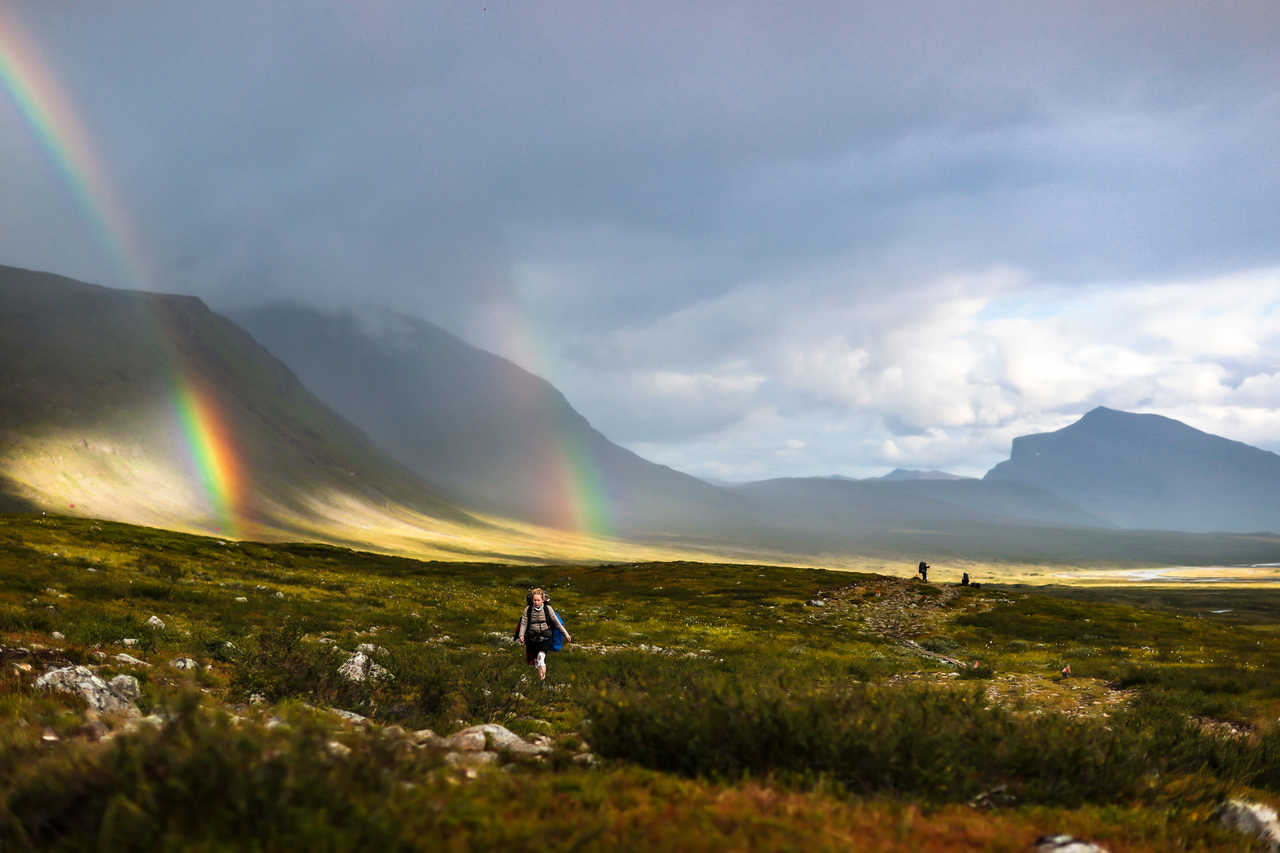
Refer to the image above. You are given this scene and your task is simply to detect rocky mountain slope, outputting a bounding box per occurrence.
[985,406,1280,533]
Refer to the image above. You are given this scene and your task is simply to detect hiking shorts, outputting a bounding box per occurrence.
[524,635,554,665]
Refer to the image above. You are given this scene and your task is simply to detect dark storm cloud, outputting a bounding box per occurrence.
[4,0,1279,477]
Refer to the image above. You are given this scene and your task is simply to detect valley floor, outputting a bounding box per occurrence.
[2,515,1279,851]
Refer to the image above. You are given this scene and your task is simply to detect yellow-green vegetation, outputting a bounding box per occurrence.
[2,515,1279,850]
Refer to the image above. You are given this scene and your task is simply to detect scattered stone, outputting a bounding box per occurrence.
[337,652,393,683]
[808,599,826,607]
[451,723,553,757]
[41,728,59,743]
[274,590,284,599]
[380,725,406,740]
[120,714,164,734]
[356,643,387,655]
[968,784,1014,809]
[109,675,141,704]
[120,638,139,648]
[10,662,32,674]
[446,730,487,752]
[1218,799,1280,851]
[112,653,151,668]
[444,750,499,769]
[328,708,369,726]
[326,740,352,758]
[248,693,267,705]
[413,728,445,748]
[146,615,165,630]
[234,596,248,603]
[35,666,139,714]
[51,631,65,641]
[1034,836,1109,853]
[317,637,336,645]
[571,752,599,767]
[169,657,199,671]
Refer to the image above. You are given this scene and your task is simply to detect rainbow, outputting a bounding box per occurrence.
[169,375,244,536]
[0,11,149,291]
[556,431,613,538]
[495,298,616,538]
[1,11,246,535]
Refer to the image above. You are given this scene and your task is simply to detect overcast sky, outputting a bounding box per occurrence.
[4,0,1280,480]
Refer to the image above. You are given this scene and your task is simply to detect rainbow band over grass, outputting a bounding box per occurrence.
[557,434,612,538]
[169,377,244,536]
[1,11,247,536]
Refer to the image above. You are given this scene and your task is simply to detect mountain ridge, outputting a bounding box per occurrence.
[984,405,1280,533]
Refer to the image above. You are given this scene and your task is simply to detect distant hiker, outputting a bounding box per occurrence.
[917,561,929,582]
[961,572,970,586]
[515,587,572,681]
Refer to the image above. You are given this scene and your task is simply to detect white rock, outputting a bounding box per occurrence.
[113,653,151,667]
[444,750,499,768]
[413,728,444,747]
[337,652,393,683]
[169,657,199,671]
[1034,836,1110,853]
[248,693,267,705]
[274,590,284,599]
[35,666,138,714]
[1219,800,1280,851]
[50,631,65,641]
[328,708,369,726]
[146,615,165,630]
[326,740,352,758]
[808,599,826,607]
[453,723,552,756]
[109,675,141,703]
[356,643,387,655]
[120,714,164,734]
[120,638,139,647]
[445,730,487,752]
[234,596,248,603]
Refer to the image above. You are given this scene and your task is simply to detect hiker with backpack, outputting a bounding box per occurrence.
[515,587,572,680]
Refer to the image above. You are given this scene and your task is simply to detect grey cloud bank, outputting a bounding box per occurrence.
[2,0,1279,480]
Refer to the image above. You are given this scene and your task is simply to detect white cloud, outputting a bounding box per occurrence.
[566,265,1280,479]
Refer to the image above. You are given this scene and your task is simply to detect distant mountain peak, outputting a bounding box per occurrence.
[876,468,969,481]
[985,407,1280,533]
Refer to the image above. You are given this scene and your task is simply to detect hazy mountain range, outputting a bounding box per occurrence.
[3,264,1279,565]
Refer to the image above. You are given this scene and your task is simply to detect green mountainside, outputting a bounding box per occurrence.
[0,265,473,539]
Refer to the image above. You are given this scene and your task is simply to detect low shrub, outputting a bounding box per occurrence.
[587,675,1280,806]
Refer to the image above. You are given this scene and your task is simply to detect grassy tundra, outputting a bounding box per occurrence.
[1,515,1279,850]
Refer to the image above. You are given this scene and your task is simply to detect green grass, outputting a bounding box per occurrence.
[2,514,1279,850]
